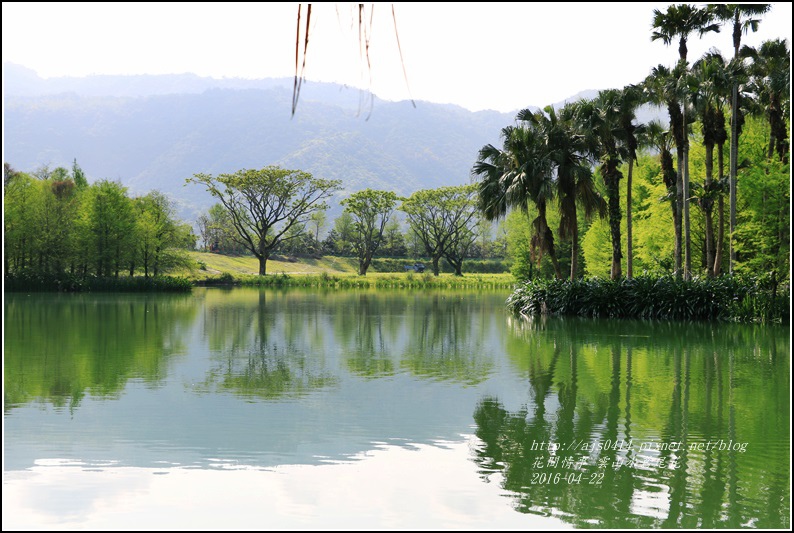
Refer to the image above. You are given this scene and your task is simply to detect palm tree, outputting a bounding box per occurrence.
[574,90,633,280]
[644,120,678,239]
[643,64,685,275]
[616,85,645,279]
[741,38,790,162]
[652,3,720,279]
[472,122,563,279]
[519,105,605,280]
[710,3,771,274]
[691,50,732,276]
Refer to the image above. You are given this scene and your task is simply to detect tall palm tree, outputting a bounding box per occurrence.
[741,38,790,162]
[472,122,563,279]
[710,3,771,274]
[519,105,605,280]
[574,90,632,280]
[644,119,678,235]
[691,50,732,276]
[643,64,686,275]
[616,85,645,279]
[652,3,720,279]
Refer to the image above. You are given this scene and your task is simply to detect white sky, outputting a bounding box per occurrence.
[2,2,792,113]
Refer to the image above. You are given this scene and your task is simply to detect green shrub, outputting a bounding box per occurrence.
[506,274,789,323]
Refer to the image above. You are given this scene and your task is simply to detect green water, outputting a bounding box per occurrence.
[3,288,790,529]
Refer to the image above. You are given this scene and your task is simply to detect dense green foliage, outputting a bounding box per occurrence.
[4,163,195,291]
[187,166,341,275]
[506,273,788,323]
[400,184,481,276]
[342,189,400,275]
[5,271,193,292]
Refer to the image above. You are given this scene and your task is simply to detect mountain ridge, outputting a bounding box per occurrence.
[2,63,664,223]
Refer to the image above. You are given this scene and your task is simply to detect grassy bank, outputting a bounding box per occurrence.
[187,252,516,289]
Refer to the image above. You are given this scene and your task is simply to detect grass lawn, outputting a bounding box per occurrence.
[185,251,516,289]
[190,251,359,276]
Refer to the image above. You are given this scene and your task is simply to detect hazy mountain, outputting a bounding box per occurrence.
[2,64,664,224]
[3,63,517,222]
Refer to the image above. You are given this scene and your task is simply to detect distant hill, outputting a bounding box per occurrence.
[2,63,664,224]
[4,63,519,222]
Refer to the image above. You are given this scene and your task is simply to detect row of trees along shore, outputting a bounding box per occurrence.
[473,3,788,284]
[3,4,789,316]
[4,160,196,291]
[187,168,486,277]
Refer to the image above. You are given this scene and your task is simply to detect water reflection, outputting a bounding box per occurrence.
[474,316,790,528]
[4,293,197,412]
[4,289,510,473]
[3,289,789,528]
[199,290,338,399]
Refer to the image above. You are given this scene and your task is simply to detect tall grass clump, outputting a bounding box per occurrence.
[5,272,193,292]
[506,273,789,323]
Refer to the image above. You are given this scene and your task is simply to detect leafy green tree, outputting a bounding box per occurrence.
[187,166,341,275]
[381,217,408,257]
[133,191,187,277]
[4,162,21,191]
[439,187,480,276]
[200,203,246,254]
[3,170,38,273]
[330,211,356,256]
[731,116,790,276]
[505,208,535,280]
[87,180,136,277]
[276,223,317,256]
[309,210,327,243]
[43,177,80,274]
[342,189,400,275]
[72,158,88,190]
[401,185,479,276]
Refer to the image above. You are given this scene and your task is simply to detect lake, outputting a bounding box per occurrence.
[3,287,790,529]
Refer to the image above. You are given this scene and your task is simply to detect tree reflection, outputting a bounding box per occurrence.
[4,293,197,412]
[473,316,790,528]
[200,289,337,399]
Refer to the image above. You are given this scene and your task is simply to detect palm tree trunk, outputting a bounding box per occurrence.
[713,142,725,276]
[603,160,623,280]
[683,102,691,280]
[626,158,634,279]
[704,143,715,277]
[675,152,683,277]
[729,84,738,274]
[570,215,579,281]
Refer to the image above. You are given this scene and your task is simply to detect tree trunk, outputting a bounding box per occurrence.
[704,142,715,276]
[570,215,579,281]
[431,255,440,276]
[729,85,738,274]
[258,254,268,276]
[713,143,725,276]
[682,103,691,280]
[626,158,634,279]
[604,161,622,280]
[446,256,463,276]
[358,255,371,276]
[675,151,683,277]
